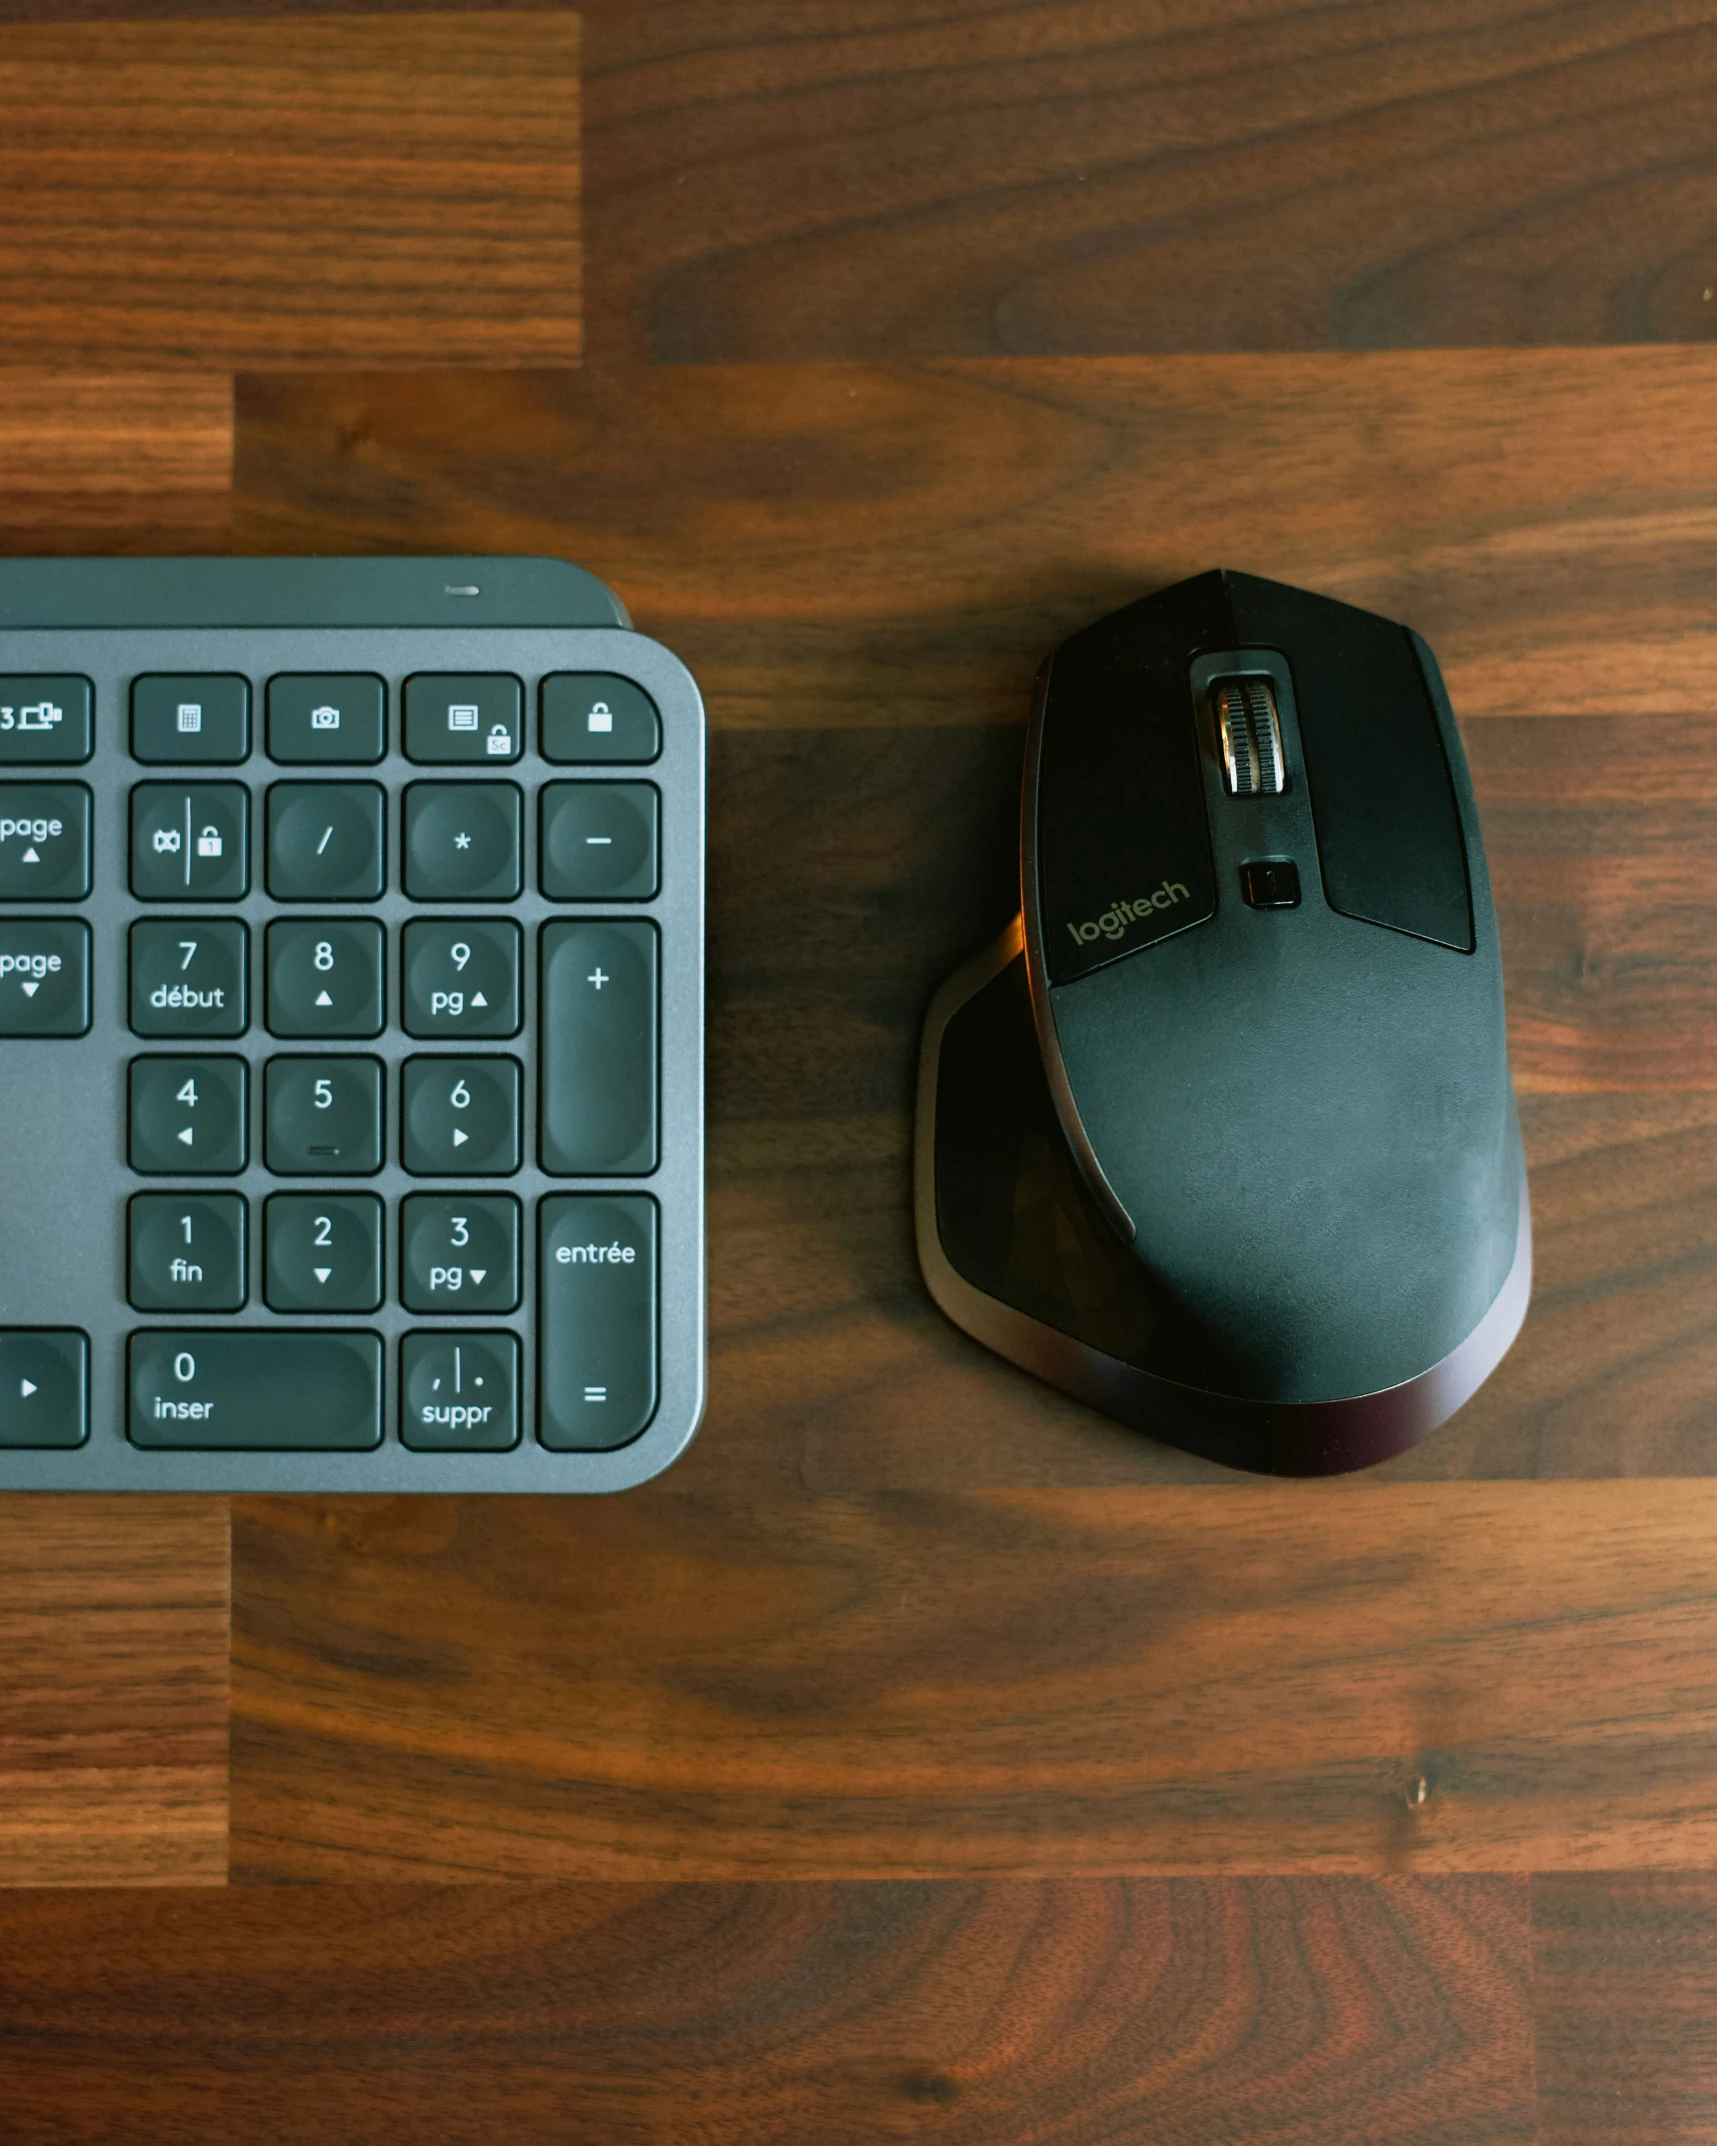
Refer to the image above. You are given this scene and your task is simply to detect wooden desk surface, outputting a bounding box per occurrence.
[2,5,1716,2139]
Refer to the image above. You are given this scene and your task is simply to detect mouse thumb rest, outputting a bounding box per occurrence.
[915,570,1531,1476]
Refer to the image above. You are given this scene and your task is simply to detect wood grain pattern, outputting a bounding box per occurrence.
[0,1875,1532,2144]
[0,373,231,546]
[232,1483,1717,1882]
[579,0,1717,361]
[0,1498,227,1886]
[234,349,1717,721]
[1477,715,1717,1094]
[1534,1871,1717,2146]
[0,13,579,369]
[0,3,1706,2134]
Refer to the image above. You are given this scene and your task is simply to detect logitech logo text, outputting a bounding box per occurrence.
[1066,880,1191,947]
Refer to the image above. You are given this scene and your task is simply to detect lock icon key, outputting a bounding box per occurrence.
[485,724,512,757]
[587,700,613,734]
[196,826,224,858]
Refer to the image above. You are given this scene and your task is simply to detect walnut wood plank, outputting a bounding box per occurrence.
[0,373,231,547]
[0,1875,1532,2144]
[0,1498,227,1887]
[579,0,1717,361]
[0,13,579,369]
[1533,1872,1717,2146]
[233,1483,1717,1881]
[234,349,1717,721]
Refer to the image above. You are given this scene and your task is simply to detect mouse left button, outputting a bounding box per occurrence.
[1032,648,1216,987]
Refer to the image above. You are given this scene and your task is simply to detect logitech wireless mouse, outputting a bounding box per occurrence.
[915,569,1529,1475]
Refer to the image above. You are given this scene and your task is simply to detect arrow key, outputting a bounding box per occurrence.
[129,1055,248,1175]
[401,1055,522,1177]
[264,1193,384,1313]
[265,918,384,1038]
[0,1330,88,1447]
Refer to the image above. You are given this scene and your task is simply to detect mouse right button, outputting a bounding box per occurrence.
[1227,577,1473,951]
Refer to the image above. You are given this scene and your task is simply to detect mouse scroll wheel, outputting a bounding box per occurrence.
[1212,677,1286,796]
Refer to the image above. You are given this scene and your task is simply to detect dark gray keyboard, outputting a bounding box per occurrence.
[0,557,705,1491]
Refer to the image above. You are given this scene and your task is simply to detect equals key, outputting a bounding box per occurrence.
[539,1196,657,1450]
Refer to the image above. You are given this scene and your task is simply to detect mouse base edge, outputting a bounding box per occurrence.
[915,923,1532,1480]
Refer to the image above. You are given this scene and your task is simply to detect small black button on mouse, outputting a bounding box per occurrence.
[1239,858,1300,909]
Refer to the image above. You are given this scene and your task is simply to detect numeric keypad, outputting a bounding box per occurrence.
[6,574,704,1495]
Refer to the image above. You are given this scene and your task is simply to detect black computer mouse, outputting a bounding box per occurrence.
[916,569,1529,1475]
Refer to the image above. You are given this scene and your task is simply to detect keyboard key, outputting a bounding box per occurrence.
[128,1329,383,1450]
[266,918,385,1038]
[541,674,661,765]
[0,1329,88,1447]
[399,1193,522,1313]
[128,1194,247,1312]
[0,784,91,900]
[540,781,659,900]
[401,919,521,1038]
[0,677,93,765]
[402,781,522,900]
[266,781,386,902]
[132,675,250,764]
[402,1055,522,1176]
[539,1195,657,1449]
[264,1192,384,1313]
[0,918,90,1036]
[267,674,386,765]
[129,1055,248,1174]
[131,783,249,901]
[539,920,658,1174]
[403,673,523,764]
[130,919,248,1038]
[264,1054,384,1175]
[401,1330,520,1451]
